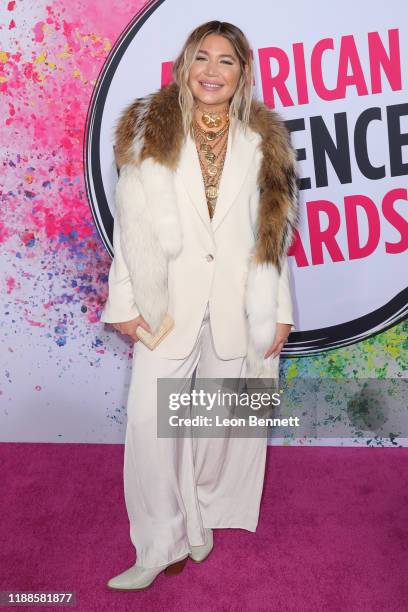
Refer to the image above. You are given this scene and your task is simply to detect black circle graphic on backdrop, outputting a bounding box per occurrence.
[83,0,407,356]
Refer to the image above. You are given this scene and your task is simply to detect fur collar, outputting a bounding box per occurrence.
[114,81,299,273]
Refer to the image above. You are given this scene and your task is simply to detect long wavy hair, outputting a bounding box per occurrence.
[171,21,254,140]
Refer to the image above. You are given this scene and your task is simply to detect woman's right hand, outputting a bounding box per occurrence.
[111,315,151,343]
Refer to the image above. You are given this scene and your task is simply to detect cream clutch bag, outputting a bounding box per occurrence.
[135,313,174,350]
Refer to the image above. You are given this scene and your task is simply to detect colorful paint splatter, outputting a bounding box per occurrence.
[1,0,144,341]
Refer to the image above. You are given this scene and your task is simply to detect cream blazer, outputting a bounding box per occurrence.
[100,117,295,359]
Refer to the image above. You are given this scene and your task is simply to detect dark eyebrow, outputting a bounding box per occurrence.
[197,49,236,60]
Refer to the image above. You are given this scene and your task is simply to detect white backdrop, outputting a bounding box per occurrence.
[90,0,408,334]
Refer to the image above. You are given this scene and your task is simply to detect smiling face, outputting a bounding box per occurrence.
[187,33,243,111]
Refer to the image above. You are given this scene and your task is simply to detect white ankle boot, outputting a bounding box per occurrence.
[189,528,214,563]
[107,555,188,591]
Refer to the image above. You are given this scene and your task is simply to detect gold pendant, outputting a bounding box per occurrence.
[206,185,218,199]
[200,143,211,152]
[206,131,216,141]
[202,113,223,129]
[207,164,218,177]
[205,152,216,163]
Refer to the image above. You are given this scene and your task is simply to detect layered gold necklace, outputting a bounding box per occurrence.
[193,103,230,220]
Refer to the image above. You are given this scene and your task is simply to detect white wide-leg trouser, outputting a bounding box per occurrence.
[123,303,268,569]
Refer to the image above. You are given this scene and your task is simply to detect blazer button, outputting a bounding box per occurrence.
[205,254,214,262]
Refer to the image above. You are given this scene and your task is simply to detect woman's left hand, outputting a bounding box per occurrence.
[264,323,293,359]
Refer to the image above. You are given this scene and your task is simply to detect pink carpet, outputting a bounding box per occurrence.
[1,443,407,611]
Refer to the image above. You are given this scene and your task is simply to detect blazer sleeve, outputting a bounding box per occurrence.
[276,256,296,331]
[100,214,140,324]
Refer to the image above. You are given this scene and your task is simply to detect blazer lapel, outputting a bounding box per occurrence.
[177,127,213,237]
[211,117,259,232]
[177,116,260,235]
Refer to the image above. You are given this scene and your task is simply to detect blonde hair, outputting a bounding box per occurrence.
[171,20,254,141]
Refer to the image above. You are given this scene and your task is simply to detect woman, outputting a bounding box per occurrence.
[100,20,299,590]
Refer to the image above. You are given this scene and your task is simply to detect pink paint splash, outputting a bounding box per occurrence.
[6,277,16,294]
[1,0,147,352]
